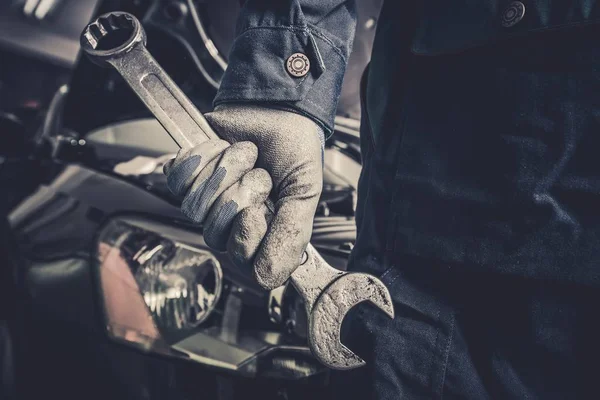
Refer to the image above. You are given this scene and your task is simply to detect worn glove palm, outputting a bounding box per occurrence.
[164,104,324,290]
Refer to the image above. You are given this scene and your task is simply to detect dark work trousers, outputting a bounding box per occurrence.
[329,20,600,400]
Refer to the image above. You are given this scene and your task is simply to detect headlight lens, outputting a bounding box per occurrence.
[96,218,222,342]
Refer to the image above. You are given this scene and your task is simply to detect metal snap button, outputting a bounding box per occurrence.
[501,1,525,28]
[286,53,310,78]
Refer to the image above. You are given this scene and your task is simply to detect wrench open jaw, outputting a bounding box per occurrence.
[81,12,395,370]
[294,246,395,370]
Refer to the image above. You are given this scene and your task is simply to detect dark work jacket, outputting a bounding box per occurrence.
[355,0,600,288]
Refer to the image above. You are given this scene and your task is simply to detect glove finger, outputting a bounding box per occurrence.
[181,141,258,225]
[226,204,272,271]
[203,168,272,251]
[166,140,230,197]
[252,168,322,290]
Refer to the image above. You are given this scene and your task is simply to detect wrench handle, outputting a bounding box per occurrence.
[107,46,218,149]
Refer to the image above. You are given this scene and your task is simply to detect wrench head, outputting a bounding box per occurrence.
[308,272,394,370]
[81,12,146,67]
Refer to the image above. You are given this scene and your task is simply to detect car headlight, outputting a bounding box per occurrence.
[97,217,222,339]
[95,215,326,379]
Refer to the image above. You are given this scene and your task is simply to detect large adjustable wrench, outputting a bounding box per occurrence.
[81,12,394,370]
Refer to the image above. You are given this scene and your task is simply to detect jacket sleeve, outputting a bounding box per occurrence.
[213,0,357,137]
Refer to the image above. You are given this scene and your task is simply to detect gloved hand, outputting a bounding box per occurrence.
[164,104,324,289]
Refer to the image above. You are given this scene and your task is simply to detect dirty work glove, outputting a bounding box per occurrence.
[164,104,324,289]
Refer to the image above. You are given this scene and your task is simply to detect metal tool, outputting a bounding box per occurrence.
[81,11,394,370]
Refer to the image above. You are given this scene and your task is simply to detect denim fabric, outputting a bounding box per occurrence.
[214,0,357,135]
[328,4,600,398]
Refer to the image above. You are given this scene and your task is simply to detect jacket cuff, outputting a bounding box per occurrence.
[213,25,350,137]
